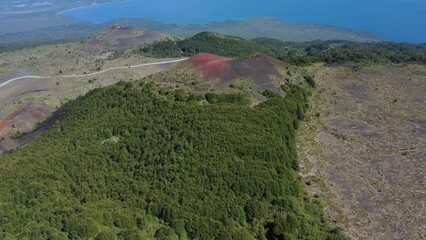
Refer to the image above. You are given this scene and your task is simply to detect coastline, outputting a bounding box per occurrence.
[56,0,130,16]
[0,10,45,15]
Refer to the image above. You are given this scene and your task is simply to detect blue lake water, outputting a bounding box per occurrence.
[61,0,426,43]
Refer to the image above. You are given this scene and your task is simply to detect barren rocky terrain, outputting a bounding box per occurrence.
[298,64,426,240]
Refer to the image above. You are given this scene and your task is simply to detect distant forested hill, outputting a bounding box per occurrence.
[0,81,347,239]
[142,32,426,65]
[141,32,274,58]
[254,39,426,65]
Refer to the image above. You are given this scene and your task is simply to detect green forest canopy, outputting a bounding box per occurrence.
[141,31,426,65]
[0,81,347,240]
[141,32,274,58]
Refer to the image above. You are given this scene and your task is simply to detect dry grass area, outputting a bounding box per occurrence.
[0,42,179,140]
[87,25,167,50]
[297,63,426,240]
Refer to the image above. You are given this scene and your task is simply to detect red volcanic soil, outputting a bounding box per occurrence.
[186,53,287,91]
[0,104,50,137]
[0,106,62,153]
[0,108,25,136]
[186,53,230,79]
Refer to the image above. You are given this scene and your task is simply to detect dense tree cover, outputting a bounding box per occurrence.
[142,32,426,65]
[140,39,184,58]
[254,38,426,65]
[204,93,251,105]
[142,32,274,58]
[0,81,346,239]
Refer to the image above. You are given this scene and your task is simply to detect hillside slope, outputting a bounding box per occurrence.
[142,32,274,58]
[0,81,346,239]
[141,32,426,67]
[182,52,289,92]
[298,64,426,240]
[142,51,311,97]
[87,25,167,50]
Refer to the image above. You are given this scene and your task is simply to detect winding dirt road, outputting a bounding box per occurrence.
[0,58,187,89]
[0,58,187,152]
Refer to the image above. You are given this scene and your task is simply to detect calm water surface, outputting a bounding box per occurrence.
[61,0,426,43]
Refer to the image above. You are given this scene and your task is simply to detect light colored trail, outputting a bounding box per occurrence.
[0,76,51,88]
[0,58,187,89]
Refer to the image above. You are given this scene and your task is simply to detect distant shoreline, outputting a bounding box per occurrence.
[0,10,44,15]
[56,0,130,16]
